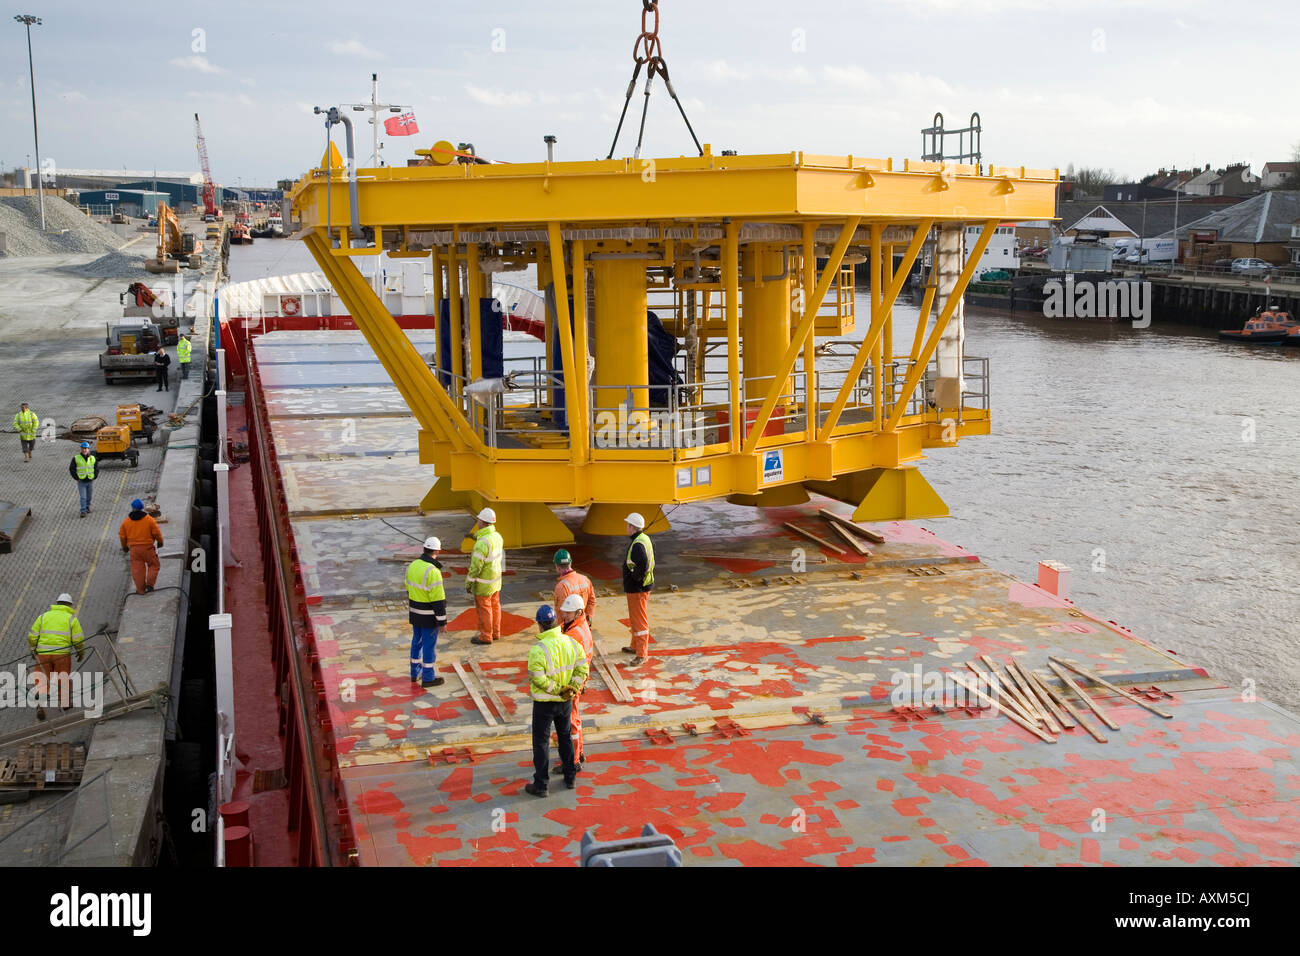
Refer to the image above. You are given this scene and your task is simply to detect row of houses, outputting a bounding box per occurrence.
[1059,191,1300,268]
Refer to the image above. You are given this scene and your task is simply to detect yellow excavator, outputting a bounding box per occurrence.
[145,202,203,274]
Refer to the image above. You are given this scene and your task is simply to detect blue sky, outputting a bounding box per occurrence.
[2,0,1295,185]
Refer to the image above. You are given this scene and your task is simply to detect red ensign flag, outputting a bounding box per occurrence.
[384,112,419,136]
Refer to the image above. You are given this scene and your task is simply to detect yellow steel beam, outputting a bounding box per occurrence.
[870,224,883,429]
[801,223,816,438]
[466,242,483,381]
[291,155,1057,229]
[546,223,586,459]
[741,216,860,455]
[572,239,590,465]
[885,219,998,433]
[446,243,463,386]
[724,221,741,455]
[817,218,931,439]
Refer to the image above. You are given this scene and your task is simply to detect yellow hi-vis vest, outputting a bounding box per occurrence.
[405,556,446,625]
[177,338,192,363]
[527,626,590,702]
[28,604,86,655]
[626,531,655,587]
[75,454,96,480]
[13,409,39,440]
[467,524,504,597]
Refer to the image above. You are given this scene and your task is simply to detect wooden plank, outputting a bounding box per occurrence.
[467,659,509,723]
[1047,660,1121,732]
[1008,661,1061,734]
[1001,659,1047,723]
[950,673,1056,743]
[592,642,634,703]
[1035,671,1108,743]
[1026,669,1076,729]
[818,510,886,544]
[827,521,872,556]
[979,654,1036,717]
[450,660,498,727]
[1052,658,1175,719]
[1020,666,1071,731]
[963,661,1035,724]
[782,522,847,556]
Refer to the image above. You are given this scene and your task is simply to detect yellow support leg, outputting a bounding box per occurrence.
[805,467,948,521]
[419,475,473,513]
[581,503,671,536]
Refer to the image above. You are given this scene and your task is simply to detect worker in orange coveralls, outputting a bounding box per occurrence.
[621,512,655,667]
[555,592,593,772]
[553,549,596,624]
[119,498,164,594]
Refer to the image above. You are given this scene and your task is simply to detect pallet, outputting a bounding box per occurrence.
[0,742,87,790]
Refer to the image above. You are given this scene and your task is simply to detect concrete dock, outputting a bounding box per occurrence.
[0,235,215,864]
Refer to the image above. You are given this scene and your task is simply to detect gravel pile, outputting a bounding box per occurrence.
[58,251,149,278]
[0,196,125,257]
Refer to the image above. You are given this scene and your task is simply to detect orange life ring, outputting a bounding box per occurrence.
[282,295,301,316]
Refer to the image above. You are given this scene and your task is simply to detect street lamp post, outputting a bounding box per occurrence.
[14,14,44,232]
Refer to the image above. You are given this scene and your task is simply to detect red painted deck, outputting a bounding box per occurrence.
[241,330,1300,866]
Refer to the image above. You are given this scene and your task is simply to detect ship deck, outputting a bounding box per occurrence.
[251,329,1299,866]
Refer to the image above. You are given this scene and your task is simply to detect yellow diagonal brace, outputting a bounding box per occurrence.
[304,230,483,455]
[817,218,932,440]
[884,219,998,433]
[741,216,860,455]
[546,223,586,459]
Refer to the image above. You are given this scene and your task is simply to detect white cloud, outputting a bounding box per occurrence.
[822,65,884,93]
[465,84,532,108]
[328,39,385,59]
[170,55,225,75]
[703,59,749,82]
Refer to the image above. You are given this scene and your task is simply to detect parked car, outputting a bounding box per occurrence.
[1231,257,1278,277]
[1213,258,1235,270]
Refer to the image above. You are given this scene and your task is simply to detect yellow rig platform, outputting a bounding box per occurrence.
[289,144,1056,547]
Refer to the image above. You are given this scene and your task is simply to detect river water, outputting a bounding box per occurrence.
[229,241,1300,710]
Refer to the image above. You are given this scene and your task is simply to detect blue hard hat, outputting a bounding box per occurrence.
[535,605,556,626]
[80,441,90,449]
[131,499,144,510]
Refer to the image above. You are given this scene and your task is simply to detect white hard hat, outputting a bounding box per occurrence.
[625,512,645,529]
[560,593,585,613]
[56,593,74,605]
[422,536,441,551]
[476,507,497,523]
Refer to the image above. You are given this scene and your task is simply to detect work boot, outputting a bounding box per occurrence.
[144,585,154,593]
[621,646,636,654]
[421,677,445,688]
[524,782,548,797]
[565,777,576,790]
[79,511,86,518]
[470,636,491,646]
[629,656,648,667]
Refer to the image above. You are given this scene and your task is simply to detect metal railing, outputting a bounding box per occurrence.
[588,377,730,453]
